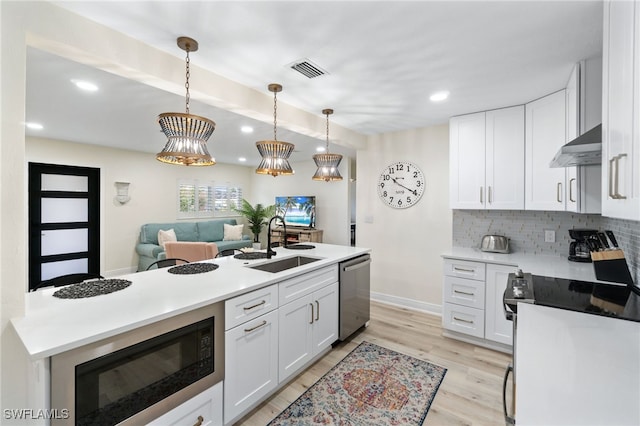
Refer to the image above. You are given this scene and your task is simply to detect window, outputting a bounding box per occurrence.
[177,180,242,219]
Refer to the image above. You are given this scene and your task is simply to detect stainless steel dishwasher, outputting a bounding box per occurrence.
[339,254,371,340]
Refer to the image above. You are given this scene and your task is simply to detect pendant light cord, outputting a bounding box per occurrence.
[273,90,278,141]
[325,111,330,153]
[185,50,191,114]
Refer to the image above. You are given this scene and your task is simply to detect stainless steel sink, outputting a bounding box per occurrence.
[248,256,321,273]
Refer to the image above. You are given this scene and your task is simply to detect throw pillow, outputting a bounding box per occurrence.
[223,223,244,241]
[158,228,177,248]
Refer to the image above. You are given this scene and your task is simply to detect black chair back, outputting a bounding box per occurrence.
[146,258,190,270]
[32,272,104,292]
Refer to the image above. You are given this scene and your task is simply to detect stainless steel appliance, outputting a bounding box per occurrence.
[480,234,510,253]
[51,302,224,426]
[502,269,535,425]
[338,254,371,340]
[568,228,599,262]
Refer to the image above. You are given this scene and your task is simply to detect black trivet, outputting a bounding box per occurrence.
[168,263,219,275]
[53,279,132,299]
[234,252,269,260]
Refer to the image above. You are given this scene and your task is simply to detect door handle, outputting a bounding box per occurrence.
[309,303,314,324]
[503,363,515,425]
[480,186,483,204]
[488,186,492,204]
[569,178,576,203]
[608,157,616,198]
[556,182,562,203]
[613,154,627,199]
[315,300,320,321]
[342,259,371,272]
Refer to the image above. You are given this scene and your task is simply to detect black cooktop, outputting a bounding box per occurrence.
[532,275,640,322]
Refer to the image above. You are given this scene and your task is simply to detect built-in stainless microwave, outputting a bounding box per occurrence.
[51,303,224,426]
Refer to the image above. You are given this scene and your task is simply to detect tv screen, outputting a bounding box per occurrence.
[275,196,316,228]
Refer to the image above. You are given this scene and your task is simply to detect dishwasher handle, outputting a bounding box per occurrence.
[342,258,371,272]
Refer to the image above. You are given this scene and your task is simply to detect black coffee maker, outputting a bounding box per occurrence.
[568,229,599,262]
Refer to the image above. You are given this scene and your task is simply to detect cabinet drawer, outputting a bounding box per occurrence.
[148,381,222,426]
[225,284,278,330]
[279,265,338,305]
[443,303,485,339]
[443,276,485,309]
[443,259,486,281]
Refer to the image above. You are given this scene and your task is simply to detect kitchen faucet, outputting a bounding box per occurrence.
[266,215,286,259]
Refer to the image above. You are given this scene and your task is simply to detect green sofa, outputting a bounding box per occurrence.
[135,219,251,271]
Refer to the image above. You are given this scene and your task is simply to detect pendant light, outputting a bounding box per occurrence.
[255,84,295,176]
[157,37,216,166]
[312,108,343,181]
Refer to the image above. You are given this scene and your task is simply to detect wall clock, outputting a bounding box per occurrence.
[377,161,425,209]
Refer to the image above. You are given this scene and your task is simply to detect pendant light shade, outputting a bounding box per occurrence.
[157,37,216,166]
[312,109,343,181]
[255,84,295,177]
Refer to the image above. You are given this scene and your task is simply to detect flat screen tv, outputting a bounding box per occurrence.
[275,196,316,228]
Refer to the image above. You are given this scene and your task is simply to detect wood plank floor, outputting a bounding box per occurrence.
[236,301,511,425]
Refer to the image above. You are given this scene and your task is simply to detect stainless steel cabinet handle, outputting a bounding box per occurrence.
[480,186,483,204]
[614,154,627,199]
[453,267,475,273]
[244,320,267,333]
[453,316,474,324]
[315,300,320,321]
[243,300,266,311]
[193,415,204,426]
[453,290,475,296]
[556,182,562,203]
[503,364,515,425]
[609,157,616,198]
[309,303,314,324]
[488,186,492,204]
[569,178,576,202]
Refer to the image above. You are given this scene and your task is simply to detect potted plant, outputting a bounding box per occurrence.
[233,199,276,250]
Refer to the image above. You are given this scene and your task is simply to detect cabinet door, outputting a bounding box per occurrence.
[486,106,525,210]
[602,0,640,219]
[525,90,567,211]
[450,112,486,209]
[565,64,579,212]
[312,282,339,353]
[278,295,313,382]
[224,310,279,424]
[485,264,514,345]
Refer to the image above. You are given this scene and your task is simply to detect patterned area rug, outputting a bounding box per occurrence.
[268,341,447,425]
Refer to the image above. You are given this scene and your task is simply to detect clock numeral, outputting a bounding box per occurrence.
[416,180,422,187]
[383,174,391,181]
[397,199,403,206]
[388,168,395,174]
[407,196,412,204]
[389,196,394,203]
[383,190,388,197]
[413,171,418,178]
[396,164,404,171]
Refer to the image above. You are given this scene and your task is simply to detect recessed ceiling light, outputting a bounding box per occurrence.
[240,126,253,134]
[71,79,99,92]
[25,122,43,130]
[430,91,449,102]
[238,157,247,162]
[316,146,326,152]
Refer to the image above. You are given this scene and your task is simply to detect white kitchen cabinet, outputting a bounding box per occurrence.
[442,259,485,339]
[148,382,223,426]
[279,281,338,382]
[565,64,579,213]
[484,264,513,345]
[224,310,278,425]
[525,90,567,211]
[602,0,640,219]
[450,107,525,210]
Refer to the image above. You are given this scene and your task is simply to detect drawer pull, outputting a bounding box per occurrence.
[453,290,475,296]
[309,303,315,324]
[243,300,266,311]
[315,300,320,321]
[453,316,474,324]
[244,320,267,333]
[453,267,475,273]
[194,415,204,426]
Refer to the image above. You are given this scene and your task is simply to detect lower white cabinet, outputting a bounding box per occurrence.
[279,281,338,382]
[148,382,223,426]
[484,264,514,345]
[224,310,279,425]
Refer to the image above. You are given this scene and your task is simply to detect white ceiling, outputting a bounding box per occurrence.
[26,1,604,166]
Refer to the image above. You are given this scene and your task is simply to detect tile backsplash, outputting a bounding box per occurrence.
[453,210,639,283]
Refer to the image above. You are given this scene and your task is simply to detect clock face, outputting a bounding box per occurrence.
[377,161,425,209]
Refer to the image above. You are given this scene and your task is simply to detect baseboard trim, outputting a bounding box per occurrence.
[370,292,442,316]
[104,266,137,278]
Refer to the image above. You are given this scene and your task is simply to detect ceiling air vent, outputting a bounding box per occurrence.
[289,58,328,79]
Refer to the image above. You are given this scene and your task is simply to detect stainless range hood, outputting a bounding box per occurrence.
[550,124,601,168]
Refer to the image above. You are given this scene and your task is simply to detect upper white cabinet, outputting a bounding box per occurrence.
[602,0,640,219]
[450,106,525,210]
[525,90,567,211]
[565,65,580,212]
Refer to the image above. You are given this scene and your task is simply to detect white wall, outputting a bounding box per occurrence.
[27,137,254,275]
[356,124,451,313]
[250,159,352,246]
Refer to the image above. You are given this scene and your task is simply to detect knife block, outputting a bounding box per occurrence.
[591,249,635,285]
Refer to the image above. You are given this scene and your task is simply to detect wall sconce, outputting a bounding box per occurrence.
[115,181,131,204]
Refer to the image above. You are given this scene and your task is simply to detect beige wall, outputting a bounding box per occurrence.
[357,124,452,312]
[26,137,255,275]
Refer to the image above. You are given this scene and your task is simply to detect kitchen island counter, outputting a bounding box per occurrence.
[12,243,370,359]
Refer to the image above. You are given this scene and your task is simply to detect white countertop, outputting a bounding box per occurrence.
[442,247,613,283]
[12,244,369,360]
